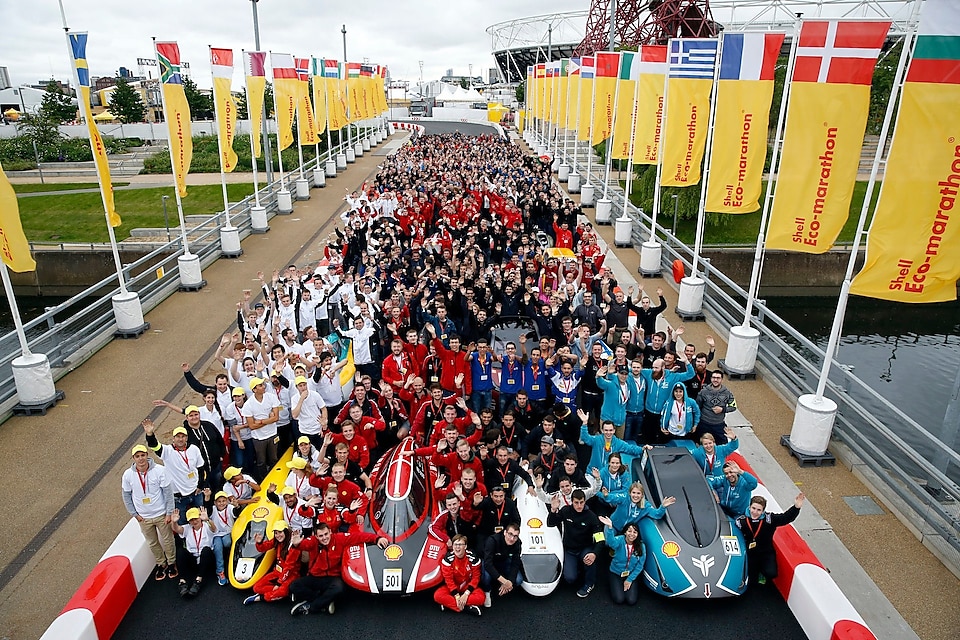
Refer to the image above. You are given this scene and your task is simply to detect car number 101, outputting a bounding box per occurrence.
[383,568,403,591]
[720,536,741,556]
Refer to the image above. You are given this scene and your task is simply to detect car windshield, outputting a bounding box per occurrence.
[367,459,429,540]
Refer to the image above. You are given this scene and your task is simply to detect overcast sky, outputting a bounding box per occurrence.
[0,0,587,89]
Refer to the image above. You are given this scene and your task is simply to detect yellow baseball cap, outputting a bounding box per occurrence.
[131,444,149,456]
[272,520,290,533]
[287,457,307,470]
[172,426,188,437]
[297,436,311,445]
[184,405,200,415]
[248,377,265,390]
[279,486,297,496]
[185,508,202,521]
[223,466,242,480]
[214,491,229,500]
[294,376,309,386]
[231,387,246,397]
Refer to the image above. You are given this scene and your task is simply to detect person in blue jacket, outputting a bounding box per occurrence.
[659,383,701,439]
[691,428,740,477]
[708,461,759,518]
[624,360,647,443]
[577,409,644,474]
[596,362,643,438]
[639,357,695,445]
[605,481,676,532]
[592,452,631,497]
[598,515,645,605]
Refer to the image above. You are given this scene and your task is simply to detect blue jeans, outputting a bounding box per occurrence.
[212,534,231,574]
[624,412,644,443]
[482,566,523,592]
[230,438,257,475]
[563,547,598,589]
[470,389,493,415]
[174,492,203,525]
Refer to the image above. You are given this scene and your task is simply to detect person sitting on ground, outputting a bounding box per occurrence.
[435,534,486,616]
[598,516,645,606]
[481,522,523,608]
[243,520,302,605]
[735,493,805,586]
[170,507,216,599]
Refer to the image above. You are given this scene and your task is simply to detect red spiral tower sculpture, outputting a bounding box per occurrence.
[575,0,719,56]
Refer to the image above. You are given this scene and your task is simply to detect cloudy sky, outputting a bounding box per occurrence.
[0,0,587,89]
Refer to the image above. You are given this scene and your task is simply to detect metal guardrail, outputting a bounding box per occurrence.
[535,130,960,566]
[0,130,374,414]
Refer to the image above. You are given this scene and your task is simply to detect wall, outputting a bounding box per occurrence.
[7,248,163,297]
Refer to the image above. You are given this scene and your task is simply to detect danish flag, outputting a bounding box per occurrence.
[793,19,891,85]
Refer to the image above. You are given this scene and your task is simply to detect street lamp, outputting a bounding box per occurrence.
[249,0,274,183]
[671,193,679,238]
[161,194,171,241]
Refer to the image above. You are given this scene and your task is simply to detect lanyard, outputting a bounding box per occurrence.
[217,509,229,527]
[619,383,629,404]
[495,502,505,523]
[176,448,191,469]
[191,527,203,553]
[745,518,763,539]
[705,453,715,472]
[136,469,148,493]
[674,400,685,425]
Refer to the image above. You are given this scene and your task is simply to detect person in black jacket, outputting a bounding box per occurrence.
[482,523,523,607]
[476,485,522,554]
[547,489,605,598]
[735,493,805,586]
[634,288,667,343]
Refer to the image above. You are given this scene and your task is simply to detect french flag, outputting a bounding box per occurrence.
[719,32,785,81]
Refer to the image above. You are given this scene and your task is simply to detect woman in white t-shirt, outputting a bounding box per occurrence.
[170,506,216,598]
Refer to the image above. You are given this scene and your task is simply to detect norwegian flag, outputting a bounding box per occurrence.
[294,57,310,82]
[793,19,891,85]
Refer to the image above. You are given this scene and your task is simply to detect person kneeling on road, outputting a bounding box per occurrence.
[547,488,605,598]
[435,534,486,616]
[735,492,804,586]
[598,516,645,605]
[170,507,216,598]
[481,522,523,607]
[243,520,302,605]
[289,522,387,616]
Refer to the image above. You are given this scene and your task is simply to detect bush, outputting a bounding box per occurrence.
[141,133,327,174]
[2,159,37,171]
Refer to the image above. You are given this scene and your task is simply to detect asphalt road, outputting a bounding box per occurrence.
[116,561,806,640]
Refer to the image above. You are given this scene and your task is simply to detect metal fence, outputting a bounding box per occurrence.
[537,129,960,570]
[0,130,372,414]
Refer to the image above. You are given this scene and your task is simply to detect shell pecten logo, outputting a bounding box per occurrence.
[252,506,270,519]
[383,544,404,561]
[527,517,543,529]
[661,541,681,558]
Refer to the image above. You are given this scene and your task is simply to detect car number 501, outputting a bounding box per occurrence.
[383,568,403,591]
[720,536,741,556]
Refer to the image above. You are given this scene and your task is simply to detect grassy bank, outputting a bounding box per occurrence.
[14,182,130,194]
[20,183,257,243]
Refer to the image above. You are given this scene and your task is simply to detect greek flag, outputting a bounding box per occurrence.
[668,39,718,79]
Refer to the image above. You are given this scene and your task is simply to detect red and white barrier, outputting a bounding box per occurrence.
[389,121,425,135]
[40,518,153,640]
[729,453,876,640]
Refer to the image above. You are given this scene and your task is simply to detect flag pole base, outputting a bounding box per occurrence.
[250,206,269,234]
[353,142,364,157]
[337,153,349,168]
[277,189,294,213]
[567,173,581,193]
[219,226,242,258]
[614,215,633,247]
[580,183,595,208]
[558,163,570,182]
[676,276,706,320]
[639,241,661,277]
[787,394,839,459]
[177,253,205,291]
[11,352,59,410]
[346,148,356,163]
[112,290,147,335]
[313,166,326,188]
[721,325,760,377]
[596,198,613,225]
[295,178,310,200]
[362,137,371,151]
[326,159,338,177]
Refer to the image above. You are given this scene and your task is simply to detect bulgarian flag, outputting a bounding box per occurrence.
[851,0,960,302]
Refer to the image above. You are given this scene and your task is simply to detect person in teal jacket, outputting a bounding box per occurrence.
[639,358,695,444]
[691,428,739,477]
[708,461,759,518]
[596,363,644,438]
[577,409,644,474]
[605,481,676,532]
[659,383,701,439]
[598,516,645,605]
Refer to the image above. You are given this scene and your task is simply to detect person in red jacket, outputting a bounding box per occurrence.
[331,421,371,469]
[315,485,359,533]
[289,523,386,616]
[425,324,470,396]
[553,215,573,249]
[243,520,301,605]
[432,438,485,487]
[427,398,482,448]
[411,385,457,445]
[342,405,384,458]
[381,338,419,390]
[309,462,368,515]
[434,535,485,615]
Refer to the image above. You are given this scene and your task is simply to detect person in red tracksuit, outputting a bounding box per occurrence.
[425,324,471,396]
[381,338,419,390]
[434,535,486,615]
[289,523,386,616]
[243,520,301,605]
[431,438,485,486]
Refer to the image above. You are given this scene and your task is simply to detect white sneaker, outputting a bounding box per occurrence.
[483,591,492,608]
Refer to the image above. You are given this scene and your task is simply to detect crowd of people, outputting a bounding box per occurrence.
[121,131,801,614]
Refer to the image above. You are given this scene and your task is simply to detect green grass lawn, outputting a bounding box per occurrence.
[19,183,257,243]
[629,180,882,246]
[13,182,130,194]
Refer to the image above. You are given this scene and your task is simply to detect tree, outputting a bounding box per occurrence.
[108,77,145,123]
[459,78,470,90]
[183,76,214,120]
[235,91,248,119]
[868,41,902,135]
[40,81,77,123]
[515,82,525,105]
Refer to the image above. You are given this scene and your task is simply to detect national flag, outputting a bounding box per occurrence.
[271,52,299,150]
[565,57,581,130]
[706,32,785,213]
[155,41,193,197]
[294,56,317,145]
[661,38,718,186]
[0,163,36,272]
[210,47,238,172]
[591,52,620,144]
[632,45,668,165]
[311,58,327,136]
[766,19,891,252]
[323,59,340,78]
[68,32,119,226]
[851,0,960,302]
[611,51,639,159]
[243,51,267,158]
[577,55,595,142]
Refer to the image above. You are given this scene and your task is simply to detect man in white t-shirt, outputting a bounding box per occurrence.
[121,444,177,581]
[292,375,327,446]
[242,377,281,480]
[143,420,205,524]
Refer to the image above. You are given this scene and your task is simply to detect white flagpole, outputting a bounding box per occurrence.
[153,38,191,256]
[690,37,723,278]
[603,54,622,201]
[241,50,262,209]
[0,263,32,357]
[209,46,233,228]
[740,23,801,326]
[571,63,582,178]
[270,53,287,189]
[586,64,597,182]
[621,60,642,221]
[648,57,671,244]
[562,64,572,169]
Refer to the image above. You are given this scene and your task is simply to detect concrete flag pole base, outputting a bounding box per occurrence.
[595,198,613,225]
[346,148,356,163]
[250,206,269,233]
[277,189,294,213]
[219,226,242,258]
[337,152,348,169]
[362,137,371,151]
[677,276,706,318]
[789,394,838,457]
[353,142,363,157]
[639,241,661,276]
[12,353,60,411]
[177,253,205,291]
[112,291,149,337]
[614,216,633,247]
[313,166,326,188]
[580,183,595,207]
[295,178,310,200]
[567,173,581,193]
[723,325,761,375]
[326,159,337,176]
[558,163,570,182]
